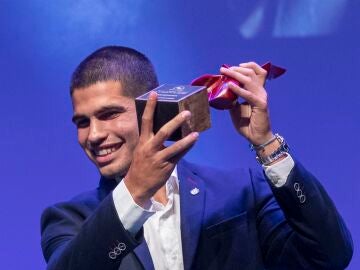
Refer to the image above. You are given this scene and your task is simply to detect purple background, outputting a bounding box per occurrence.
[1,1,359,269]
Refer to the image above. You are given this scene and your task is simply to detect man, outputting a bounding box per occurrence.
[41,46,353,269]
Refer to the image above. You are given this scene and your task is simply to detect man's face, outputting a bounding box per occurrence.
[71,80,139,178]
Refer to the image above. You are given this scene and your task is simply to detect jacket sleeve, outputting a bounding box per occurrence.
[41,193,142,270]
[252,161,353,269]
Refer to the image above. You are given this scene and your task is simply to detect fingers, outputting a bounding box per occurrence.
[228,83,267,109]
[159,132,199,161]
[221,62,267,87]
[229,66,256,77]
[220,61,268,108]
[220,67,252,86]
[239,62,267,76]
[140,91,158,139]
[151,110,192,147]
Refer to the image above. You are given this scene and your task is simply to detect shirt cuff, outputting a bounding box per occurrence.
[263,154,295,187]
[112,180,155,236]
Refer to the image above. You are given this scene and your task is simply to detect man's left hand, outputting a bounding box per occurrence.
[220,62,274,145]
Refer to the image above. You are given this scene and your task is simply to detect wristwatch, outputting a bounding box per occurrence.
[255,134,290,166]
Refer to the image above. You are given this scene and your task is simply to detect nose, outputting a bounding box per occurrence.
[87,118,107,144]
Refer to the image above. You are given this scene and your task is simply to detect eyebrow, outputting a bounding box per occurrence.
[71,104,127,124]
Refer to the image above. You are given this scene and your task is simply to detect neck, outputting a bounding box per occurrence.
[153,185,168,206]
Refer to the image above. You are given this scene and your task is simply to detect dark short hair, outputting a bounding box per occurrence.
[70,46,158,98]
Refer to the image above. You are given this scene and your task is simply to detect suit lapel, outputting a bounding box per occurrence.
[178,160,206,270]
[97,176,119,201]
[134,241,154,270]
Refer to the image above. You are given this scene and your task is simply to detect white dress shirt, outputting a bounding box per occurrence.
[112,155,295,270]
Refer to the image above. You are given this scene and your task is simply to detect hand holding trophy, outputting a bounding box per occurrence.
[135,62,286,141]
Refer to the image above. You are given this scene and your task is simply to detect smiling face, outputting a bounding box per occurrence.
[71,80,139,179]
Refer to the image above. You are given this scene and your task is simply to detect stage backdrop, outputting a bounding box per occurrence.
[0,0,359,269]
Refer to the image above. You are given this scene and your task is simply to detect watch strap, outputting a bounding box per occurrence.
[255,135,290,166]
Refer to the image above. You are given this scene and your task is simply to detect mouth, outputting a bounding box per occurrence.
[90,142,123,165]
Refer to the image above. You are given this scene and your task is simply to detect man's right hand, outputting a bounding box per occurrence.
[124,91,199,207]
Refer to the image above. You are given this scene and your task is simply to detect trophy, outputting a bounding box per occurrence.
[135,62,286,141]
[135,84,211,141]
[191,62,286,110]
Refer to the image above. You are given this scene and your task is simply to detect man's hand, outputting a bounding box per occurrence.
[220,62,274,146]
[124,91,199,206]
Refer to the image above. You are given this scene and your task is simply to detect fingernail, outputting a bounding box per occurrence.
[192,132,199,138]
[182,110,191,119]
[149,91,157,99]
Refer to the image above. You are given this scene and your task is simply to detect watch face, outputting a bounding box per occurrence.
[256,137,290,166]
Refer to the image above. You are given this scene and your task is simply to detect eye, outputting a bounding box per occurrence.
[98,110,121,120]
[74,118,89,128]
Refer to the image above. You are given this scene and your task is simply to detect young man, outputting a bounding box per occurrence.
[41,46,353,269]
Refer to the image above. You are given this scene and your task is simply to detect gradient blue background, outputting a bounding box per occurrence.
[1,1,359,269]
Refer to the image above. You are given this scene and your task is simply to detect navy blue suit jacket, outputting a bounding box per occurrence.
[41,160,353,269]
